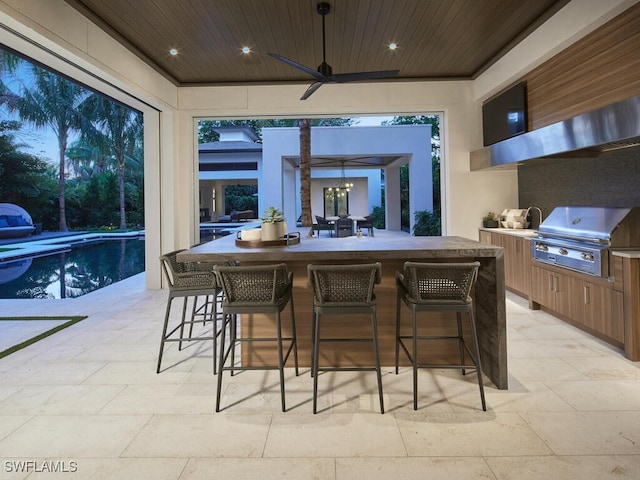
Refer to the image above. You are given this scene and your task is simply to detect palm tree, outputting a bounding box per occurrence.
[299,119,312,235]
[12,66,89,231]
[66,140,111,179]
[81,94,143,229]
[0,51,22,109]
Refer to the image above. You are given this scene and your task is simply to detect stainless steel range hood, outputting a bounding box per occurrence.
[470,95,640,171]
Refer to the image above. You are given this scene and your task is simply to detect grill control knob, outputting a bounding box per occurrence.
[535,243,548,252]
[581,252,594,261]
[558,248,568,255]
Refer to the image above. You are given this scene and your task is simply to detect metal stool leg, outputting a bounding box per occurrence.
[276,311,286,412]
[412,307,419,410]
[310,311,316,378]
[216,312,232,412]
[290,300,299,376]
[395,291,401,374]
[178,297,189,350]
[456,312,467,375]
[312,311,320,414]
[229,314,237,376]
[156,295,174,373]
[371,308,384,414]
[468,310,487,411]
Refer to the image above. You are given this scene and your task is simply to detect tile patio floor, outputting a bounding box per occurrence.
[0,273,639,479]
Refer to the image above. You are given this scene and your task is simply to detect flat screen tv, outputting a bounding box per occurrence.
[482,81,527,146]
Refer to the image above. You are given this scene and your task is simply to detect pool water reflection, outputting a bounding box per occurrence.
[0,237,145,299]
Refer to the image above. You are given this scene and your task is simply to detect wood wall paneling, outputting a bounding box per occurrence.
[488,3,640,131]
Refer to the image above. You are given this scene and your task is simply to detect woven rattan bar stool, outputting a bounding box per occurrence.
[157,250,225,374]
[395,261,486,411]
[213,263,299,412]
[308,263,384,414]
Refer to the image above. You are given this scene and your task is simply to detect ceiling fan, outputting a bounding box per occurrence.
[268,2,399,100]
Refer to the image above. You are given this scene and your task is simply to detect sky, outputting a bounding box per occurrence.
[11,122,65,163]
[353,115,394,126]
[1,61,69,164]
[6,114,394,166]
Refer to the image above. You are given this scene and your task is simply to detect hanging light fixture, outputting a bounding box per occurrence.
[326,160,354,198]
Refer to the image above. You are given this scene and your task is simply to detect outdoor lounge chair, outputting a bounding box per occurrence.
[0,203,36,239]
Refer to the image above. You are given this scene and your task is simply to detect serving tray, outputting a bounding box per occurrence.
[235,231,300,248]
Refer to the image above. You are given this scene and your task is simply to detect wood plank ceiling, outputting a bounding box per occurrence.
[64,0,568,87]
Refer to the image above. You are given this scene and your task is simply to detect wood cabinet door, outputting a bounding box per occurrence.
[518,238,532,295]
[479,230,493,244]
[502,234,517,290]
[531,264,555,309]
[507,236,531,295]
[582,280,623,342]
[553,270,574,318]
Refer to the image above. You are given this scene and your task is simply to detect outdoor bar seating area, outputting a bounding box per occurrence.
[157,230,505,413]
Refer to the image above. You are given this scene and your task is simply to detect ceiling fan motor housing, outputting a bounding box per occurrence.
[317,62,332,76]
[317,2,330,15]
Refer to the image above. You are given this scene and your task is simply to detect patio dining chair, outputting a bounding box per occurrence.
[314,215,334,237]
[356,214,375,236]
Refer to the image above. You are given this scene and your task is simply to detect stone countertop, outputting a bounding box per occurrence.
[480,227,538,238]
[179,233,504,263]
[182,231,509,390]
[611,250,640,259]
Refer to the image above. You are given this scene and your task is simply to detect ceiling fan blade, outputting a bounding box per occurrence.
[267,53,327,81]
[331,69,400,83]
[300,81,324,100]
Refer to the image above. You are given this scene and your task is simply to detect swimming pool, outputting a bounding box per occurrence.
[0,237,145,299]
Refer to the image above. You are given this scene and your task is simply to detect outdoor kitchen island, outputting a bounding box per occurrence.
[179,233,508,389]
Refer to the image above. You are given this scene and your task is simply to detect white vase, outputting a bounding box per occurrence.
[261,222,286,241]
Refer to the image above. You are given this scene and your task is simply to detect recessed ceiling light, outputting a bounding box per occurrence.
[388,43,398,51]
[169,48,178,56]
[241,47,251,54]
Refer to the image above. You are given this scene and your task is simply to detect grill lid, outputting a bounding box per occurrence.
[538,206,635,244]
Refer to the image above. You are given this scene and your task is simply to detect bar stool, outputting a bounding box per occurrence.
[308,263,384,414]
[395,261,486,411]
[213,263,299,412]
[157,250,225,374]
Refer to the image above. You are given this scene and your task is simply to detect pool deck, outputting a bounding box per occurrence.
[0,230,145,262]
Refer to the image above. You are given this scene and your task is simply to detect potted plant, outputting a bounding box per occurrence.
[260,206,286,241]
[483,211,500,228]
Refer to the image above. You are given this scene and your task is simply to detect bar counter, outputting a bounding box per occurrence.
[179,232,507,389]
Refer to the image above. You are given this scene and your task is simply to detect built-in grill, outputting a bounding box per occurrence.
[532,206,640,278]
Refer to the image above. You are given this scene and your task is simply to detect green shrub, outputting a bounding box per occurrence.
[413,209,441,236]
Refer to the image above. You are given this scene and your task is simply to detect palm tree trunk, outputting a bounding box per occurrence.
[118,159,126,229]
[299,119,312,235]
[58,141,68,232]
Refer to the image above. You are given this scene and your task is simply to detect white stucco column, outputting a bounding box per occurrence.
[385,166,401,231]
[281,166,298,227]
[409,124,433,231]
